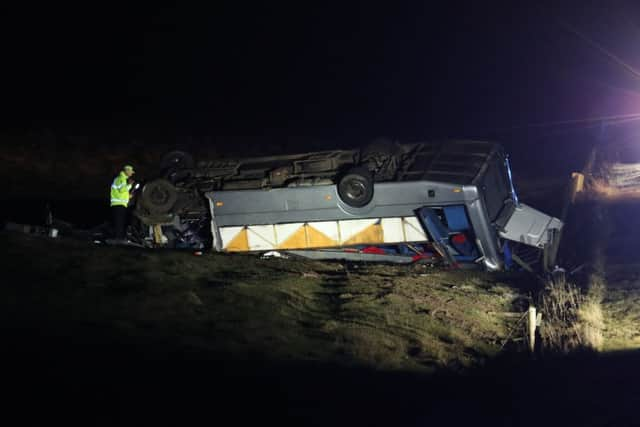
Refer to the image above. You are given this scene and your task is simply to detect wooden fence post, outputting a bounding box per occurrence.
[528,305,537,353]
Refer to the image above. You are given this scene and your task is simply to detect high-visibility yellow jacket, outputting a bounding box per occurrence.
[110,171,132,207]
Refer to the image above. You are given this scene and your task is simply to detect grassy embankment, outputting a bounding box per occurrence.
[0,231,534,372]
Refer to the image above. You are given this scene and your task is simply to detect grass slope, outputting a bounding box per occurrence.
[0,231,529,373]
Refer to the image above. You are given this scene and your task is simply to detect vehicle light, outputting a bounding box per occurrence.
[324,195,332,200]
[453,188,462,193]
[215,201,224,207]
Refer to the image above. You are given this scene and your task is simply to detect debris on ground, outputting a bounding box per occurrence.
[261,250,289,259]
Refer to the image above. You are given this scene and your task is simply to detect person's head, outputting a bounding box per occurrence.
[123,165,135,178]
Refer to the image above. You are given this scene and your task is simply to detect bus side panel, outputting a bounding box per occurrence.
[217,217,429,252]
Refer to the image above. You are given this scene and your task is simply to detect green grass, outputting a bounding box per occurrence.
[600,263,640,351]
[0,231,534,373]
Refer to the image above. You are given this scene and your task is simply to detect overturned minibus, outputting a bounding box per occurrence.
[134,140,562,271]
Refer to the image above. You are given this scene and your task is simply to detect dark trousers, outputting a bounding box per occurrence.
[112,206,127,239]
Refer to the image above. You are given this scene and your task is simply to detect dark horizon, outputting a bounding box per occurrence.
[3,1,640,183]
[2,2,640,143]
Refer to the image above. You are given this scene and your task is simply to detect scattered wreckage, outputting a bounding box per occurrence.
[132,140,563,271]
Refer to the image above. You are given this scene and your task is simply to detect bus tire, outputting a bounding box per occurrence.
[140,179,178,214]
[160,151,194,172]
[337,167,374,208]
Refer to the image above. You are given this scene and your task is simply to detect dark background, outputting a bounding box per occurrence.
[2,1,640,183]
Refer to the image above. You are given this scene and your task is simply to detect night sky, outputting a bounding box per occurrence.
[3,1,640,161]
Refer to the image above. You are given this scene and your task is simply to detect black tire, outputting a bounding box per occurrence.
[163,168,191,184]
[140,179,178,214]
[337,167,374,207]
[160,151,195,172]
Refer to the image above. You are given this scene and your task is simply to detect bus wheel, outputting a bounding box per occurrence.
[160,151,194,173]
[338,167,374,207]
[140,179,178,214]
